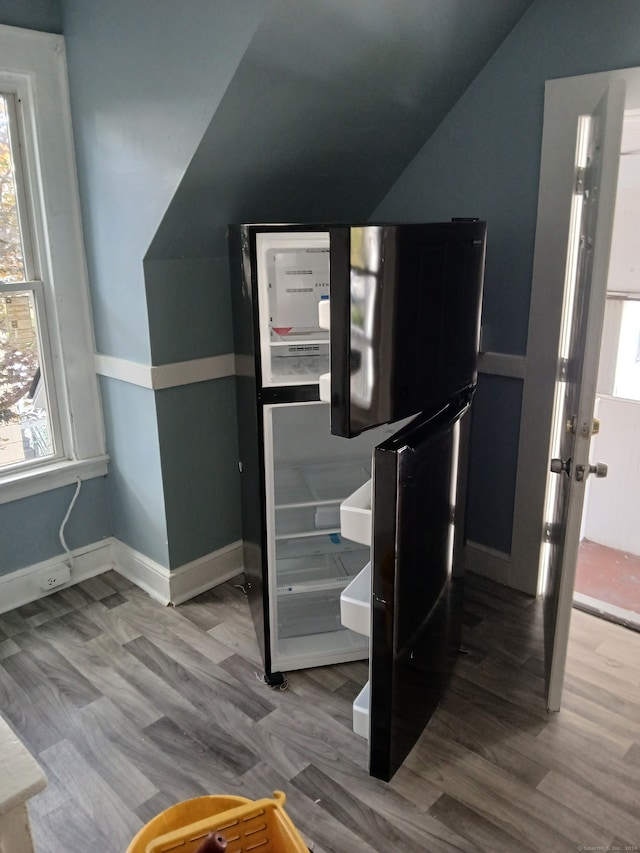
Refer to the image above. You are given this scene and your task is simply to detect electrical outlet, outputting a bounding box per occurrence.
[38,564,71,591]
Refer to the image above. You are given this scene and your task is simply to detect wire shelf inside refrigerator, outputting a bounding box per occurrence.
[274,461,371,506]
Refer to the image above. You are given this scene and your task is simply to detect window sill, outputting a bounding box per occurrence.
[0,455,109,505]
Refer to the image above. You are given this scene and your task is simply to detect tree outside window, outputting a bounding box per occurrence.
[0,94,52,467]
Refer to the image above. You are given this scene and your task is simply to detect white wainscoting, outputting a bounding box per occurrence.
[0,538,244,613]
[94,353,236,389]
[114,539,244,605]
[0,539,115,614]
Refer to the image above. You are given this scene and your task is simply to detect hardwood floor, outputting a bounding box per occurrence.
[0,570,639,853]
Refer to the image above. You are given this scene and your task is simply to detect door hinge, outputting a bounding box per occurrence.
[575,166,587,195]
[543,521,561,544]
[558,357,569,381]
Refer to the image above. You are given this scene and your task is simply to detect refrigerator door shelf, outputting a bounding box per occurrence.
[318,298,330,331]
[353,681,370,741]
[340,561,371,637]
[340,480,372,546]
[319,372,331,403]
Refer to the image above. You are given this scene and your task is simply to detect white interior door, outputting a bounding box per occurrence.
[541,82,625,711]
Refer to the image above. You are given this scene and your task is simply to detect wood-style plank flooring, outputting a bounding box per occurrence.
[0,570,639,852]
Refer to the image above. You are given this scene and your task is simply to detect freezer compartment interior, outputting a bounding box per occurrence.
[256,232,331,386]
[270,343,330,384]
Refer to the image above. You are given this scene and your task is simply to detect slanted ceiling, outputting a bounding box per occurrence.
[146,0,534,260]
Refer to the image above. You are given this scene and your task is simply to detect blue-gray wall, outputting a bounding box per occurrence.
[0,479,110,575]
[156,378,241,568]
[59,0,267,364]
[147,0,534,262]
[98,378,168,567]
[59,0,267,568]
[0,0,60,33]
[375,0,640,554]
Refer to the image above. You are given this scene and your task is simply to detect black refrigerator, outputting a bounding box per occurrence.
[229,221,486,781]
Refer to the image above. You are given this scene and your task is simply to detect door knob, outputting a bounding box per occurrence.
[550,457,571,476]
[588,461,607,478]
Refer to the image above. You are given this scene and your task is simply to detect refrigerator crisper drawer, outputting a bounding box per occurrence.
[277,588,346,639]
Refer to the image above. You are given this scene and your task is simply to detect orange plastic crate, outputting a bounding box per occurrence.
[126,791,309,853]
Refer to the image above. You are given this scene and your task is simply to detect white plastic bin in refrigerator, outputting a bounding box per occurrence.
[340,562,371,637]
[319,372,331,403]
[318,298,331,330]
[353,681,370,740]
[340,479,372,546]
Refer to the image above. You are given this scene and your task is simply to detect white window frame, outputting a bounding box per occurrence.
[0,25,107,504]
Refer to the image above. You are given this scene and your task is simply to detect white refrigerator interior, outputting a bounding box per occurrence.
[253,230,396,672]
[263,400,379,671]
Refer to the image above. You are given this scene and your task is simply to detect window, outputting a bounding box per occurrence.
[0,26,107,502]
[1,93,57,470]
[613,298,640,400]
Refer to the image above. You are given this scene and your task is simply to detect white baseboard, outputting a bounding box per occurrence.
[464,540,511,586]
[168,540,244,605]
[0,539,116,614]
[113,539,244,606]
[1,538,245,614]
[111,540,170,604]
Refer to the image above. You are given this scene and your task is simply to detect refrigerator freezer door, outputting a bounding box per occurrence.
[329,222,486,438]
[369,400,471,781]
